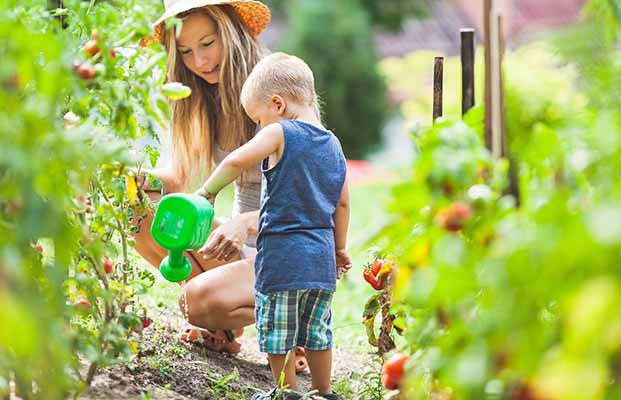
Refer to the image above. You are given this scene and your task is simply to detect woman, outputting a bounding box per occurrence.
[137,0,270,354]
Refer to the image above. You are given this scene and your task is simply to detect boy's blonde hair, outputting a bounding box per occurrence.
[241,52,319,110]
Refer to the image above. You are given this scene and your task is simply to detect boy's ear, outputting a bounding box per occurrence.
[271,95,286,115]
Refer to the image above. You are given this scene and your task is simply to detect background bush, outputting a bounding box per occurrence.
[280,0,388,159]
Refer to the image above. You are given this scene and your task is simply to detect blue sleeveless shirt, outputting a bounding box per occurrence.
[255,120,347,293]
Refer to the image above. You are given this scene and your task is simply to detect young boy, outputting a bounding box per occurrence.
[195,52,351,400]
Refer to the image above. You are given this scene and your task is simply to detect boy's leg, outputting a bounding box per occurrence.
[305,348,333,394]
[267,350,298,391]
[296,289,335,395]
[255,291,300,391]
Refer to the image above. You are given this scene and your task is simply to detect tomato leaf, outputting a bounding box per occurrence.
[161,82,192,100]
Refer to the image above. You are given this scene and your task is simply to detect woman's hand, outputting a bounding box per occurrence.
[198,216,249,261]
[335,248,352,279]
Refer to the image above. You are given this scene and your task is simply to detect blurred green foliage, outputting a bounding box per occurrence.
[0,0,168,397]
[264,0,430,31]
[281,0,388,159]
[377,1,621,398]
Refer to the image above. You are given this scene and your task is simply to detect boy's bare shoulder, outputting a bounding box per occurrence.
[258,122,285,138]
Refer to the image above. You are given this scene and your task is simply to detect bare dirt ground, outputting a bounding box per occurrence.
[81,324,373,399]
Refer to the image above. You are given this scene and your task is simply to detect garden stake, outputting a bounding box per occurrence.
[460,28,476,116]
[151,193,214,282]
[497,15,520,205]
[433,56,444,123]
[484,0,493,151]
[498,15,507,159]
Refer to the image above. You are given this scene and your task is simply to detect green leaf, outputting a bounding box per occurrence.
[161,82,192,100]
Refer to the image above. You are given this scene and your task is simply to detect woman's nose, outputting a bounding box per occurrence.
[193,49,209,69]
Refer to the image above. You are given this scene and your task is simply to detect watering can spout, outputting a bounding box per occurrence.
[150,193,214,282]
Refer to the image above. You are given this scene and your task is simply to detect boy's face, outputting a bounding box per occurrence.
[243,97,284,128]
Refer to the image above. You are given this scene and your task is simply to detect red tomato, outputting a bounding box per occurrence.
[83,40,100,57]
[74,298,91,308]
[371,258,384,274]
[437,201,473,232]
[103,258,113,274]
[382,373,399,390]
[109,48,117,58]
[363,267,385,290]
[383,353,411,385]
[75,63,96,80]
[140,317,152,329]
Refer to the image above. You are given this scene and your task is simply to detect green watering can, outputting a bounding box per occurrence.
[151,193,214,282]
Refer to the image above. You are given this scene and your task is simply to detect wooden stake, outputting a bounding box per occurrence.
[433,57,444,123]
[498,15,521,205]
[490,11,502,159]
[483,0,493,151]
[498,15,507,158]
[460,29,476,116]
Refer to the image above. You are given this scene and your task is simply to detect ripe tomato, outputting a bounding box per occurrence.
[75,63,96,80]
[364,258,394,290]
[83,40,100,57]
[140,317,152,329]
[382,373,399,390]
[437,201,473,232]
[382,352,410,385]
[363,266,385,290]
[371,258,383,274]
[103,258,113,274]
[74,298,91,308]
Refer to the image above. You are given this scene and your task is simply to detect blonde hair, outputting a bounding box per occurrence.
[163,5,264,189]
[240,52,319,111]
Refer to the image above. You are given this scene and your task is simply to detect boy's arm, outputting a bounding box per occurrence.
[334,178,352,278]
[334,178,350,250]
[196,123,284,199]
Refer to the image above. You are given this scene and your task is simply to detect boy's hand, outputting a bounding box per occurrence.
[335,248,352,280]
[195,187,217,206]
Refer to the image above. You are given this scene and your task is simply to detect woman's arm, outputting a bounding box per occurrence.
[138,166,183,193]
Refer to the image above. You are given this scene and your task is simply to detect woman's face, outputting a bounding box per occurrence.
[176,13,223,84]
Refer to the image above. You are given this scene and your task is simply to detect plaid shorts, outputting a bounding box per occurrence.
[255,289,333,354]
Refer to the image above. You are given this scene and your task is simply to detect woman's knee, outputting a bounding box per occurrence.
[179,279,225,327]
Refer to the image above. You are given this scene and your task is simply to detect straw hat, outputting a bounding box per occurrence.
[141,0,270,46]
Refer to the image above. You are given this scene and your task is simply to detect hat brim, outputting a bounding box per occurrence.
[141,0,270,46]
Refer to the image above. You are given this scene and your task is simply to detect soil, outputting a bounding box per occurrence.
[81,324,372,400]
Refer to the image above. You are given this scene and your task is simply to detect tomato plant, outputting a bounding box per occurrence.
[0,0,173,396]
[375,2,621,397]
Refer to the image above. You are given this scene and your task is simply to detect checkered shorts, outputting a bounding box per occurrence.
[255,289,333,354]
